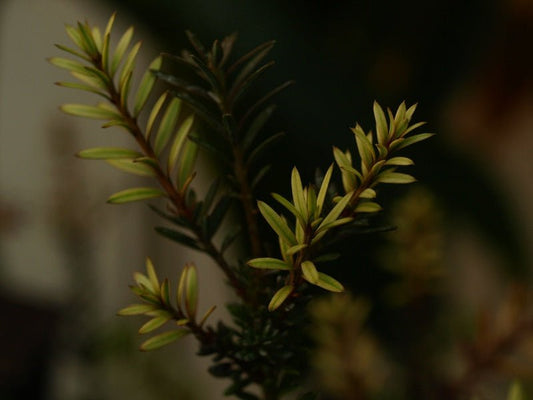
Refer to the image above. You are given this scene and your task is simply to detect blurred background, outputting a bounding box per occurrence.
[1,0,532,399]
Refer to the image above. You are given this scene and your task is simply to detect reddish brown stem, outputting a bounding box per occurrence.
[233,145,263,258]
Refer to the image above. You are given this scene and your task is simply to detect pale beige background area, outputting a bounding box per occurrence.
[0,1,229,398]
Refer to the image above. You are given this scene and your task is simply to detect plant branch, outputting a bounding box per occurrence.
[98,60,248,301]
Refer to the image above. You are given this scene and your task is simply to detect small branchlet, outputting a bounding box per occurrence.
[248,165,346,310]
[117,258,215,351]
[334,101,433,214]
[249,102,432,310]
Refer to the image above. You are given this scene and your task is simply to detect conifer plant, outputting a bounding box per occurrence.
[50,13,527,400]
